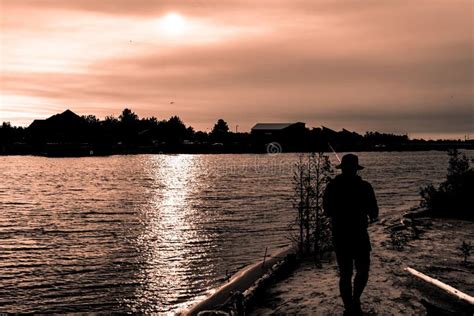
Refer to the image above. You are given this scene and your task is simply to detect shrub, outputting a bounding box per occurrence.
[290,152,333,261]
[420,149,473,220]
[458,241,471,265]
[389,230,408,251]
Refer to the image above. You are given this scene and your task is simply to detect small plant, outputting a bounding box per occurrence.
[406,220,421,239]
[389,231,408,251]
[458,241,471,265]
[290,152,333,261]
[311,152,333,261]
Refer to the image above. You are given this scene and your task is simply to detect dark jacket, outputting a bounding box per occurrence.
[323,174,378,253]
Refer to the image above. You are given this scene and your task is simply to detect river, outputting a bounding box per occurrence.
[0,151,471,313]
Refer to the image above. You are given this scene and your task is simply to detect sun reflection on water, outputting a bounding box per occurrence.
[132,155,206,313]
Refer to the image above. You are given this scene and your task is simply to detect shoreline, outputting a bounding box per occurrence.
[251,213,474,315]
[1,147,474,158]
[183,245,296,315]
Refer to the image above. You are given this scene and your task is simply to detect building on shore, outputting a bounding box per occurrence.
[28,109,87,143]
[251,122,307,152]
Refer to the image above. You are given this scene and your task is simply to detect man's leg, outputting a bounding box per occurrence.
[335,250,353,312]
[353,250,370,311]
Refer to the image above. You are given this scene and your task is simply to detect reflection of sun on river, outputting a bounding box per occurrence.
[134,155,208,313]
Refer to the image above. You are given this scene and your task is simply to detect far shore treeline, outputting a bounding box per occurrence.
[1,108,473,157]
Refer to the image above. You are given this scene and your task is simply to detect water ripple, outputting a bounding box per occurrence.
[0,151,472,313]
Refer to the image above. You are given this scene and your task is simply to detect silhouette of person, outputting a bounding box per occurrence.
[323,154,379,316]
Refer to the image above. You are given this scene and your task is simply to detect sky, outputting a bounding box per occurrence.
[0,0,472,139]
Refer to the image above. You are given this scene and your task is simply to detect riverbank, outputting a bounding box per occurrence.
[184,246,295,315]
[251,213,474,315]
[2,143,474,157]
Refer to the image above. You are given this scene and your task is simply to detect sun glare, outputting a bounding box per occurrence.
[159,13,187,36]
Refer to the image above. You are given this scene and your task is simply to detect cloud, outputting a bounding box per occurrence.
[0,0,472,138]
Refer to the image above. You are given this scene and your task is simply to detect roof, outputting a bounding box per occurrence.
[322,126,337,134]
[29,119,47,129]
[28,109,83,129]
[46,109,81,123]
[251,123,300,131]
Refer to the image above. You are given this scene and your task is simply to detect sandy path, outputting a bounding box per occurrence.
[252,216,473,315]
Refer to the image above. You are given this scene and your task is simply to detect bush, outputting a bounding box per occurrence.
[458,241,471,265]
[420,149,473,220]
[290,152,333,261]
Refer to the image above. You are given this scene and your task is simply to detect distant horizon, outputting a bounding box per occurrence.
[2,108,471,141]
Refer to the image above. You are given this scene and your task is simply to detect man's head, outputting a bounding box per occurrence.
[336,154,364,176]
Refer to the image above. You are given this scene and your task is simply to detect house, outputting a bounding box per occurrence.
[28,109,87,143]
[251,122,307,152]
[29,109,84,130]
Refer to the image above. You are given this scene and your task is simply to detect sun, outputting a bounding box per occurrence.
[159,13,187,36]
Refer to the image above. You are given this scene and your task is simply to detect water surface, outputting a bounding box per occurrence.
[0,151,470,313]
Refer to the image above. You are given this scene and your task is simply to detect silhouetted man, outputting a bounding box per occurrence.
[323,154,378,316]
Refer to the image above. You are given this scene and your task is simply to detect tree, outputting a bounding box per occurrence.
[139,116,159,131]
[104,115,119,124]
[212,119,229,134]
[0,122,13,145]
[194,131,209,143]
[82,115,99,125]
[142,116,158,125]
[446,149,470,187]
[2,122,12,129]
[117,108,140,143]
[102,115,120,143]
[119,108,139,124]
[211,119,230,143]
[154,116,188,145]
[186,126,195,139]
[166,115,186,130]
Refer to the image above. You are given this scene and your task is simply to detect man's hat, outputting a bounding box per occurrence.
[336,153,364,170]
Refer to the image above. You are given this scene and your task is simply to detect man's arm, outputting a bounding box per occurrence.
[323,182,333,217]
[366,183,379,222]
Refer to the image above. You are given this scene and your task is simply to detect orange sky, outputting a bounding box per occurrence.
[0,0,472,139]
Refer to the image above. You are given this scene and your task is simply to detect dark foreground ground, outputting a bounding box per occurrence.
[252,215,474,315]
